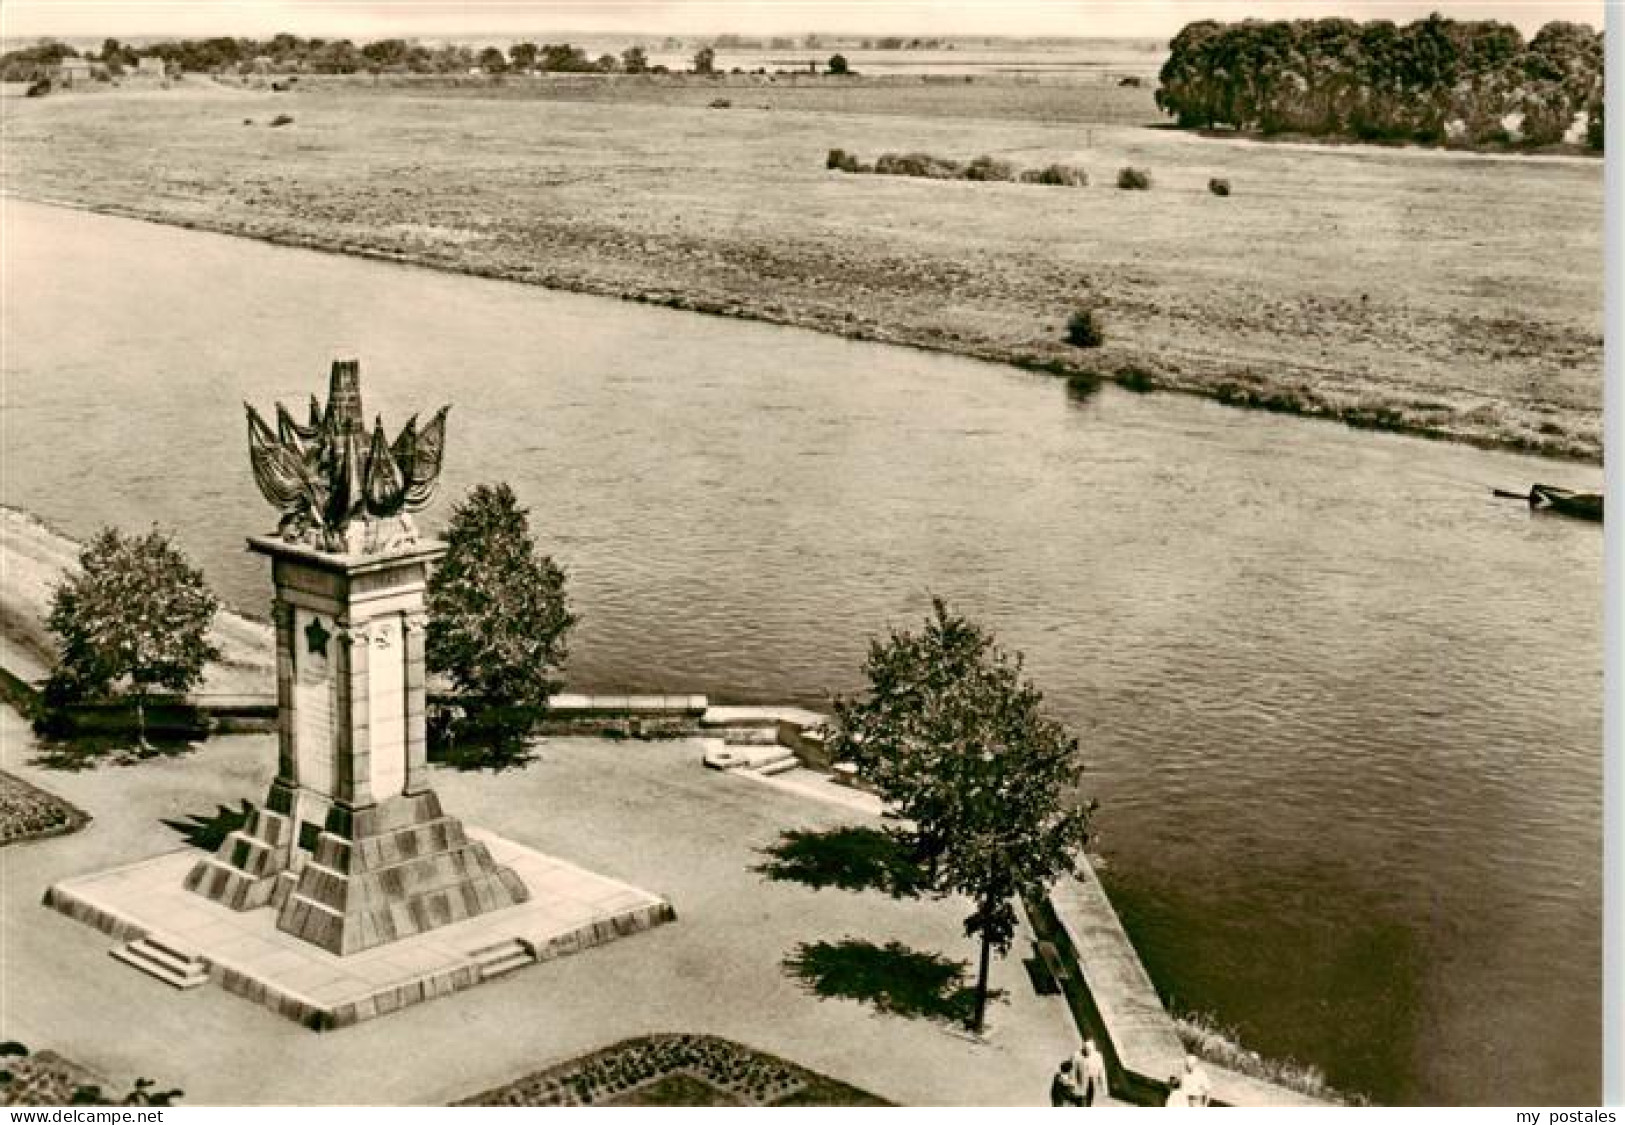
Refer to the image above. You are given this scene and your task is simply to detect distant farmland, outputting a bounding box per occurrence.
[0,73,1602,459]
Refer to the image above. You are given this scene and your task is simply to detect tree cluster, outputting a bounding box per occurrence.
[0,40,80,81]
[1155,15,1604,149]
[1,34,655,81]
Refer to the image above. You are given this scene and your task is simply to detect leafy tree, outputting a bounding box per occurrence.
[829,598,1094,1033]
[46,527,220,745]
[692,45,716,75]
[477,46,507,74]
[826,53,849,75]
[509,41,539,71]
[429,44,474,73]
[540,43,592,72]
[621,46,649,74]
[360,38,430,72]
[98,38,134,75]
[426,483,575,730]
[0,39,78,82]
[306,38,361,73]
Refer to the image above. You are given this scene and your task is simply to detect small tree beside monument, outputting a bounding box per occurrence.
[426,482,575,749]
[45,526,220,747]
[830,597,1094,1033]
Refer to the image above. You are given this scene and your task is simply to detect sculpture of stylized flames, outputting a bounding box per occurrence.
[246,358,449,554]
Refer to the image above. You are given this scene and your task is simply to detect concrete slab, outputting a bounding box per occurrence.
[45,829,674,1030]
[3,711,1079,1106]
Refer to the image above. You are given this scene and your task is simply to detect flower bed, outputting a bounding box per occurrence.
[0,1050,104,1106]
[456,1034,887,1107]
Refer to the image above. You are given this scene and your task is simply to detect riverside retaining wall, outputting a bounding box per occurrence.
[2,505,1329,1106]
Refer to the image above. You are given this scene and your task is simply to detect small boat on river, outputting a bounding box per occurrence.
[1507,483,1604,522]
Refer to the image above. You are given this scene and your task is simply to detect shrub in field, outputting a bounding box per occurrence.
[1019,163,1089,186]
[1208,177,1231,196]
[1066,371,1102,398]
[962,155,1016,181]
[708,98,731,109]
[874,152,963,179]
[1116,166,1152,190]
[826,147,863,173]
[268,113,294,127]
[1066,308,1105,348]
[1115,366,1156,392]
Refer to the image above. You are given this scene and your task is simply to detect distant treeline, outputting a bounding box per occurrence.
[0,30,954,83]
[1155,15,1603,149]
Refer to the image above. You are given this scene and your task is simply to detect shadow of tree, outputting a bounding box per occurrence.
[162,800,253,851]
[784,938,1001,1026]
[754,826,932,899]
[428,709,537,772]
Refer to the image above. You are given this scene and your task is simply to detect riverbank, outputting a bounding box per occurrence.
[0,78,1602,462]
[0,507,274,698]
[0,503,1328,1106]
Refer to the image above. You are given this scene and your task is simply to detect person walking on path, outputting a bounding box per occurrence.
[1080,1039,1108,1106]
[1182,1055,1212,1107]
[1051,1057,1083,1107]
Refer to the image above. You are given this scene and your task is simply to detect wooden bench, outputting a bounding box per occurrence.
[1035,939,1070,993]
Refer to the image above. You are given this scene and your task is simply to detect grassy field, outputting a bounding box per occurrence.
[0,76,1602,460]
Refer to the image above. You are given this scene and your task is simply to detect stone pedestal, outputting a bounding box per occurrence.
[187,536,528,955]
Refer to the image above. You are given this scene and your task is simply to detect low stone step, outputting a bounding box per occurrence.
[755,755,801,777]
[111,938,208,990]
[704,740,796,772]
[468,938,533,980]
[142,932,205,966]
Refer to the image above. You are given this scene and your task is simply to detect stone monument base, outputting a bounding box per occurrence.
[188,787,531,956]
[46,830,674,1030]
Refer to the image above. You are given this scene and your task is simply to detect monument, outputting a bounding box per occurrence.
[46,357,673,1028]
[184,358,527,953]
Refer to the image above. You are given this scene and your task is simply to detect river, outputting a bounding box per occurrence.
[0,198,1603,1104]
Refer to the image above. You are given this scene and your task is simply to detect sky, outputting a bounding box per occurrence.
[0,0,1608,43]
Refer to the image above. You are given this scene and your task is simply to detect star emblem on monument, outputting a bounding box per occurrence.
[304,616,331,658]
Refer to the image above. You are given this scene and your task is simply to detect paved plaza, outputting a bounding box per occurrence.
[46,832,671,1028]
[1,708,1080,1106]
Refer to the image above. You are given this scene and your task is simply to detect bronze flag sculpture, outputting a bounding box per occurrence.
[246,358,449,553]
